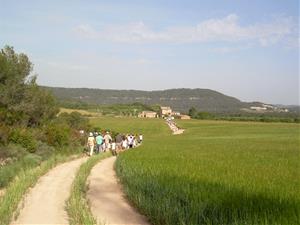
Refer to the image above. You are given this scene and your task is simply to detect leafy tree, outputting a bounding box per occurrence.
[188,107,197,118]
[197,111,214,119]
[57,112,89,130]
[44,122,71,148]
[0,45,58,127]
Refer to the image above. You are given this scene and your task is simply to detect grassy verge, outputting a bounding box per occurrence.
[66,152,111,225]
[0,155,41,189]
[0,153,82,225]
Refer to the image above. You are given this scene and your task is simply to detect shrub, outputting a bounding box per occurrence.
[69,130,86,147]
[22,154,42,168]
[9,128,37,153]
[0,145,35,188]
[44,123,71,148]
[35,141,55,160]
[0,124,11,145]
[197,111,215,119]
[58,112,89,130]
[0,144,27,161]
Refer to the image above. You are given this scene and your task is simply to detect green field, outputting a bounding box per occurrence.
[90,117,300,225]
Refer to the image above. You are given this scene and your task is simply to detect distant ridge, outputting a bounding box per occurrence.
[42,86,261,113]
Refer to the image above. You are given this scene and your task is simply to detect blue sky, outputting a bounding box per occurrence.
[0,0,299,104]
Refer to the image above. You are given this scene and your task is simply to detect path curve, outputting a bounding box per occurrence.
[87,157,150,225]
[11,157,87,225]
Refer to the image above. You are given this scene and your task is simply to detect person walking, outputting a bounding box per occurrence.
[115,133,123,152]
[103,131,112,152]
[138,134,143,144]
[122,136,128,150]
[87,132,96,156]
[111,139,117,156]
[95,132,103,153]
[127,134,134,149]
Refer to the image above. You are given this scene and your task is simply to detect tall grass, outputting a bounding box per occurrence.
[0,153,82,225]
[91,117,299,225]
[66,152,111,225]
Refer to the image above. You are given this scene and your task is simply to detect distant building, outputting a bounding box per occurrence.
[138,111,158,118]
[278,108,289,113]
[250,106,267,111]
[160,106,172,116]
[262,104,275,109]
[179,115,191,120]
[172,111,181,116]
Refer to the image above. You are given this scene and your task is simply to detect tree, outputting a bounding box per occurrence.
[197,111,214,119]
[58,112,89,130]
[188,107,197,118]
[0,45,58,126]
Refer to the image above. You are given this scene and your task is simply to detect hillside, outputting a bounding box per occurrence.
[43,87,248,113]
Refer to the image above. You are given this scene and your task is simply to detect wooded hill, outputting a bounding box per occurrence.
[43,86,253,113]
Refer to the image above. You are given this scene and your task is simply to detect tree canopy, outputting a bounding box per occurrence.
[0,45,58,127]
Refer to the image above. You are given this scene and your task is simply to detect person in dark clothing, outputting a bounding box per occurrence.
[115,133,123,152]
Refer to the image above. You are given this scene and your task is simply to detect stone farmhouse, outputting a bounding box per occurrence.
[138,111,158,118]
[160,106,172,116]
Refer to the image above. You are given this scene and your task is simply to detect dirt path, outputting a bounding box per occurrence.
[87,157,150,225]
[11,157,87,225]
[166,120,185,135]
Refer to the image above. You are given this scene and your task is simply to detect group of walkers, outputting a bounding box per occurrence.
[166,117,184,134]
[86,131,143,156]
[166,117,180,132]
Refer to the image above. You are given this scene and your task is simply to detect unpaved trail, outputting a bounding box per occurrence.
[87,157,150,225]
[11,157,87,225]
[166,120,184,135]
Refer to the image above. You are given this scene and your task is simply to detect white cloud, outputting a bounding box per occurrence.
[45,61,89,71]
[211,45,251,54]
[73,14,297,46]
[74,24,98,39]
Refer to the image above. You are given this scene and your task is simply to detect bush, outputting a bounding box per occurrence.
[35,141,55,160]
[9,128,37,153]
[197,111,215,119]
[0,144,27,161]
[0,124,11,145]
[68,130,86,147]
[0,145,39,188]
[44,123,71,148]
[22,154,42,168]
[57,112,89,130]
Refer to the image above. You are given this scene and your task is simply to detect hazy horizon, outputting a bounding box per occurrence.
[1,0,299,105]
[43,85,300,106]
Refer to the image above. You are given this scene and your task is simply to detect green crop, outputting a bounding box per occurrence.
[91,117,300,225]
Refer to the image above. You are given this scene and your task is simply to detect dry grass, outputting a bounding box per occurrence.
[59,108,102,117]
